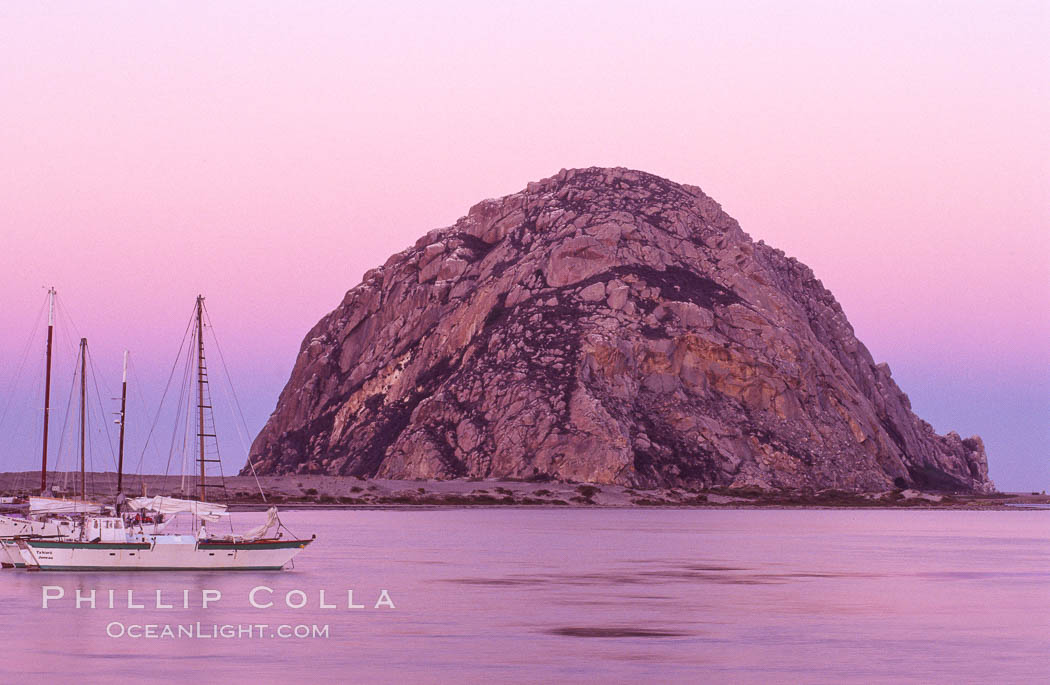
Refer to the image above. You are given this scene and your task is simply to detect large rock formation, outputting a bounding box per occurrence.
[244,168,993,493]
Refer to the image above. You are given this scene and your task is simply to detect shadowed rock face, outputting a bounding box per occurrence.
[243,167,993,493]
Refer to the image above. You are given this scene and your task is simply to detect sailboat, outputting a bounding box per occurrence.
[3,339,165,567]
[0,290,97,567]
[17,295,314,571]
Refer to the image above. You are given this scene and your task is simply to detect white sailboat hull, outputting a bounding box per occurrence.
[20,536,312,571]
[0,514,75,538]
[0,515,79,568]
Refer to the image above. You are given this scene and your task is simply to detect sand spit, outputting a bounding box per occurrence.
[0,472,1043,510]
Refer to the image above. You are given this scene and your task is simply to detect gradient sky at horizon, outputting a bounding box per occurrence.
[1,1,1047,490]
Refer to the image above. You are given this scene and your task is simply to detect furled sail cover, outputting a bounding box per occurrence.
[242,506,280,541]
[29,497,103,514]
[128,496,229,522]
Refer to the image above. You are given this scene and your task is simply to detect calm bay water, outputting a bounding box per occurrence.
[1,509,1047,683]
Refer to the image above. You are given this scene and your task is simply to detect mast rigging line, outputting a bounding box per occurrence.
[163,322,196,482]
[200,300,267,502]
[179,369,193,496]
[196,296,207,504]
[43,295,83,491]
[51,302,82,479]
[86,345,119,475]
[0,290,47,434]
[52,341,82,494]
[54,298,86,365]
[193,297,232,516]
[134,303,196,478]
[124,354,163,495]
[79,338,85,500]
[2,291,47,494]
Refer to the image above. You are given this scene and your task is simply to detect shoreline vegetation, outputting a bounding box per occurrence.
[0,472,1045,510]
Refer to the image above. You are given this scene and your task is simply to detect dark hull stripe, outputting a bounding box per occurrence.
[27,542,152,550]
[28,540,311,551]
[31,566,286,571]
[198,541,312,550]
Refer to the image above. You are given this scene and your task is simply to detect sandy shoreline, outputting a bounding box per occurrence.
[1,471,1045,510]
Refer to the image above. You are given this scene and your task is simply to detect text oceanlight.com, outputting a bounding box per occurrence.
[105,622,330,639]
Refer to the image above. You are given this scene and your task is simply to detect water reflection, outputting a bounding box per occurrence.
[547,627,689,638]
[442,564,884,588]
[1,508,1047,683]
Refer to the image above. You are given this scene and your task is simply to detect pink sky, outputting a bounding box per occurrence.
[1,2,1047,489]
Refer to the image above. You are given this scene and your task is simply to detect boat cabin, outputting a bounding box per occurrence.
[86,517,127,542]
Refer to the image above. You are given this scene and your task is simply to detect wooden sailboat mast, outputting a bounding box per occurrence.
[79,337,87,501]
[40,287,55,493]
[116,350,128,494]
[196,295,207,503]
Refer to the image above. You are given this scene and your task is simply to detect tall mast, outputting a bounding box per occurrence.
[79,337,87,502]
[40,287,55,493]
[196,296,206,504]
[116,350,128,494]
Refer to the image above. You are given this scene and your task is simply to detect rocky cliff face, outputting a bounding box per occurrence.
[244,168,993,493]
